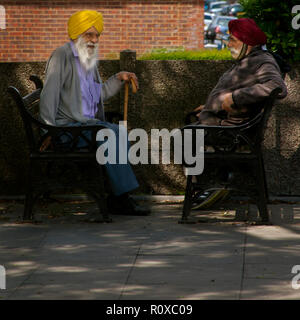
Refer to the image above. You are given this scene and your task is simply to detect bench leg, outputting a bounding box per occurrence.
[255,158,270,223]
[96,195,112,223]
[97,166,112,223]
[261,157,269,201]
[86,189,112,223]
[24,162,34,220]
[179,175,196,224]
[86,166,112,223]
[24,191,34,220]
[256,198,269,222]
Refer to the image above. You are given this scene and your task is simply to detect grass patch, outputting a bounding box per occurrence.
[138,48,232,60]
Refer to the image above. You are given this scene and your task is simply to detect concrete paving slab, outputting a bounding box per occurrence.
[121,281,241,300]
[0,200,300,300]
[240,279,300,299]
[244,225,300,265]
[0,252,41,300]
[139,228,246,256]
[40,226,147,255]
[123,254,242,300]
[0,223,49,248]
[7,259,134,300]
[244,263,296,280]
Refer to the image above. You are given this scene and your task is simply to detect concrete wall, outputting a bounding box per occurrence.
[1,52,300,196]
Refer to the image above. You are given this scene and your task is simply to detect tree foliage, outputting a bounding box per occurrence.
[239,0,300,62]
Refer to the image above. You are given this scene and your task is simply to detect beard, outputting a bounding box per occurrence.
[74,35,99,71]
[229,43,248,60]
[228,47,241,60]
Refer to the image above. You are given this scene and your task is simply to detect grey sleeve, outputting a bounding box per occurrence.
[101,74,124,101]
[232,63,288,108]
[39,49,65,126]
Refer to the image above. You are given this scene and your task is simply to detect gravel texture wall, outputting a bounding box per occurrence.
[1,52,299,196]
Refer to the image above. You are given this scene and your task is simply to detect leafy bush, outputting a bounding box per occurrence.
[138,48,232,60]
[239,0,300,62]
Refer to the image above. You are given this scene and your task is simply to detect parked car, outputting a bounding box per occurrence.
[209,1,228,15]
[205,15,237,42]
[221,3,244,16]
[204,12,215,31]
[204,0,219,11]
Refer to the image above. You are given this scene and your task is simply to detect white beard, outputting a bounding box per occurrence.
[229,47,240,60]
[74,35,99,71]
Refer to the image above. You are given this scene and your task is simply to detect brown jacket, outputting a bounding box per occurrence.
[198,47,288,125]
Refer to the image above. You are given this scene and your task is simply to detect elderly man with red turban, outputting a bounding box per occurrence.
[194,18,288,125]
[40,10,148,216]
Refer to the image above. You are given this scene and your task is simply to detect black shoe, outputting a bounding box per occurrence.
[107,194,151,216]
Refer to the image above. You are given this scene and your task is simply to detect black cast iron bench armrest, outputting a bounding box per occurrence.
[8,76,122,154]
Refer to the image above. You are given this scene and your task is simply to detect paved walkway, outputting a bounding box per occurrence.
[0,197,300,300]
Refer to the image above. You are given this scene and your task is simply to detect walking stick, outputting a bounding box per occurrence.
[124,78,137,126]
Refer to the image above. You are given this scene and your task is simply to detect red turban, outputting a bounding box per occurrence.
[228,18,267,46]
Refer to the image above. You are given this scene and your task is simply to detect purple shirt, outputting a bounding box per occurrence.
[70,41,101,119]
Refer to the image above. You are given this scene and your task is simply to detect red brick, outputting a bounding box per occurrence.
[1,0,204,62]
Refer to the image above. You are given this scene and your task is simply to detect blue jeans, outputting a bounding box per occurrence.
[54,121,139,196]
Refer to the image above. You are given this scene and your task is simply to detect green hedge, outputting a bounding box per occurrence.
[138,48,232,60]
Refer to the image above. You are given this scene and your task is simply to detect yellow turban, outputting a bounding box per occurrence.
[68,10,104,40]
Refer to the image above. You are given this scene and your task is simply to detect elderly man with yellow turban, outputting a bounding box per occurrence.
[40,10,149,216]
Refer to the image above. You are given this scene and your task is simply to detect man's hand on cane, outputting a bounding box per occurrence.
[117,72,139,92]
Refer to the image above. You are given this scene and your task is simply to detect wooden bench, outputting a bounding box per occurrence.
[180,89,281,224]
[8,75,121,222]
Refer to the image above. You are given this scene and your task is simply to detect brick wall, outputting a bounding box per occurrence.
[0,0,204,62]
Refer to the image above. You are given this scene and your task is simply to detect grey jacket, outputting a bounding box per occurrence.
[199,47,288,125]
[40,42,123,126]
